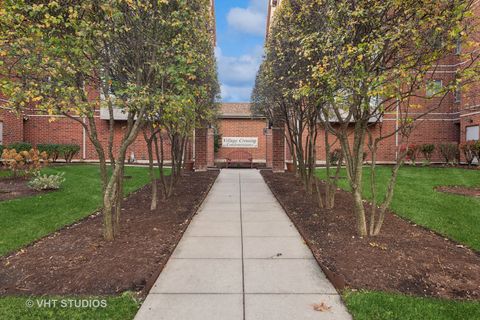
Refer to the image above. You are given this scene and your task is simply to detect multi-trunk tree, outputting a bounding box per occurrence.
[142,0,219,210]
[253,0,478,236]
[252,0,341,209]
[301,0,477,236]
[0,0,218,239]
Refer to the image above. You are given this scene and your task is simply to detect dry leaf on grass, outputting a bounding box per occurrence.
[312,302,331,312]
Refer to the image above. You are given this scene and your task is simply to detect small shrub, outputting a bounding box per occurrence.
[59,144,80,163]
[405,144,420,165]
[329,148,343,165]
[213,133,221,153]
[460,141,476,165]
[438,143,459,166]
[7,142,32,152]
[420,144,435,163]
[28,172,65,191]
[1,148,48,177]
[37,144,61,162]
[474,141,480,162]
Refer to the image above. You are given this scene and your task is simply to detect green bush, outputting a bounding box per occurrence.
[329,148,343,165]
[59,144,80,163]
[420,144,435,163]
[37,144,61,162]
[213,133,221,153]
[438,143,459,165]
[460,141,480,166]
[37,144,60,162]
[28,172,65,191]
[7,142,32,152]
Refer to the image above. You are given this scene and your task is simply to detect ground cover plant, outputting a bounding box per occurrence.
[0,165,154,256]
[316,166,480,250]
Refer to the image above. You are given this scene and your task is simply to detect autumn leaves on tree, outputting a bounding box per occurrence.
[0,0,219,240]
[253,0,479,236]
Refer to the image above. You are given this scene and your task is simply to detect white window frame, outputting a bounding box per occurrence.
[466,125,479,141]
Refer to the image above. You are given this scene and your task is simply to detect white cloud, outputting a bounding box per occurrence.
[216,46,264,102]
[227,0,268,36]
[220,84,253,102]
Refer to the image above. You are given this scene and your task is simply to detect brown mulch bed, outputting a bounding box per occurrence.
[0,170,218,297]
[0,177,49,201]
[261,170,480,300]
[435,185,480,197]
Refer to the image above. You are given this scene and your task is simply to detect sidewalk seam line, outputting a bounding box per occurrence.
[239,172,246,320]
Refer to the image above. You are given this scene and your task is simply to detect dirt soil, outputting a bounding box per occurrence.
[436,186,480,197]
[261,171,480,300]
[0,171,218,297]
[0,177,49,201]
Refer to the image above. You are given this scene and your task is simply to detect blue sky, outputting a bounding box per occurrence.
[215,0,268,102]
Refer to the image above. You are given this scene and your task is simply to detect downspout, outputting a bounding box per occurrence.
[82,117,87,160]
[395,99,399,160]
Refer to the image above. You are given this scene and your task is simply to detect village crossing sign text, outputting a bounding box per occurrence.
[222,137,258,148]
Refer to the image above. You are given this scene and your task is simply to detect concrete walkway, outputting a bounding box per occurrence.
[135,169,352,320]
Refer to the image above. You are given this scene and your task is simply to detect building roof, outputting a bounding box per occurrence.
[219,103,265,119]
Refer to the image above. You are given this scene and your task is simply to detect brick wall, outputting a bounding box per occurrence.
[0,109,24,145]
[215,118,268,163]
[272,127,285,172]
[195,128,209,171]
[23,114,176,162]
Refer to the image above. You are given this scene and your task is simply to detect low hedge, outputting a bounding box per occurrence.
[59,144,81,163]
[3,142,80,163]
[7,142,32,152]
[38,143,80,163]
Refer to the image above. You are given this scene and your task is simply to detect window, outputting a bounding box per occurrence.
[426,80,443,98]
[466,125,479,141]
[0,121,3,146]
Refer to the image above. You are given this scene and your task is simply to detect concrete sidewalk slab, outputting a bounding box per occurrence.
[243,221,298,237]
[244,259,337,294]
[184,220,241,237]
[245,294,352,320]
[135,169,351,320]
[173,237,241,259]
[243,237,314,259]
[151,258,242,294]
[136,294,243,320]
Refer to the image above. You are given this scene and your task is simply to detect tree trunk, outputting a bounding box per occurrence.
[144,129,158,211]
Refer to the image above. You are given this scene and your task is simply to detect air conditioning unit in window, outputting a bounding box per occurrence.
[100,107,129,121]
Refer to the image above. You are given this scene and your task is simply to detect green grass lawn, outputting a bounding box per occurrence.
[317,166,480,251]
[0,170,11,178]
[0,294,139,320]
[0,164,157,257]
[343,290,480,320]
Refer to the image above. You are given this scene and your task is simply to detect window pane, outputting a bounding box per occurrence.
[466,125,479,141]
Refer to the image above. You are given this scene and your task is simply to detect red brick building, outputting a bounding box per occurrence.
[1,0,479,170]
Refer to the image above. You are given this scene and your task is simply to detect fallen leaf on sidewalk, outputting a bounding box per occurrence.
[312,302,331,312]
